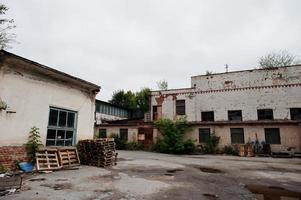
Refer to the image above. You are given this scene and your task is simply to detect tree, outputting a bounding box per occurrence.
[259,50,301,69]
[136,88,151,112]
[205,70,214,75]
[109,88,151,112]
[0,4,16,49]
[156,80,168,90]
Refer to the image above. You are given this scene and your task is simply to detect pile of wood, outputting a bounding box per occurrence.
[78,139,117,167]
[35,147,80,171]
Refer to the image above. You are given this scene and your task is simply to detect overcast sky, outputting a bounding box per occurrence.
[3,0,301,100]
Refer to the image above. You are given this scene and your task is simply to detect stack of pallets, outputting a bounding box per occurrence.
[78,139,117,167]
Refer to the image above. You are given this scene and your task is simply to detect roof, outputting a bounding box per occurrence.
[191,64,301,79]
[0,50,101,92]
[96,99,130,111]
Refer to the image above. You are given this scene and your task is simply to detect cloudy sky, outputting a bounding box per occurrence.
[3,0,301,100]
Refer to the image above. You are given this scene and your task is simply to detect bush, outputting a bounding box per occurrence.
[203,135,220,154]
[109,133,127,150]
[183,139,196,154]
[153,118,194,154]
[223,145,238,155]
[26,126,42,163]
[126,141,143,151]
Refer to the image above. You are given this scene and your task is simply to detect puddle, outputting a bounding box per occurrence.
[29,178,46,182]
[203,193,218,199]
[41,183,72,190]
[164,173,174,176]
[55,179,68,182]
[199,167,222,173]
[246,184,301,200]
[166,169,184,173]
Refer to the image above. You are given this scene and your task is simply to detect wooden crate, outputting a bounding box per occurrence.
[36,149,61,171]
[57,147,80,168]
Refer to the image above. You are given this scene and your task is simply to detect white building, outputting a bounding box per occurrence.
[151,66,301,151]
[0,50,100,147]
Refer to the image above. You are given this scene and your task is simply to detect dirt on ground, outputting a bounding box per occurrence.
[1,150,301,200]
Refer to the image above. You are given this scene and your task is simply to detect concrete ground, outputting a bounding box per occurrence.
[1,150,301,200]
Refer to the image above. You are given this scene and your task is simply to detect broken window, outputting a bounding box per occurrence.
[201,111,214,121]
[46,107,77,146]
[257,109,273,120]
[228,110,242,121]
[176,100,185,115]
[230,128,244,144]
[199,128,210,143]
[120,129,128,141]
[290,108,301,120]
[265,128,281,144]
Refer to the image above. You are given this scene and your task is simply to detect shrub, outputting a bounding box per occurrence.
[26,126,42,163]
[109,133,127,150]
[183,139,196,154]
[153,118,194,154]
[126,141,143,150]
[203,135,220,154]
[223,145,238,155]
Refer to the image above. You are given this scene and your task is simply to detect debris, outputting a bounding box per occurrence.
[0,173,22,196]
[246,184,301,199]
[78,139,118,167]
[29,178,46,182]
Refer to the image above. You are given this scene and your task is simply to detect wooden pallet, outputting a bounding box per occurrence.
[57,147,80,168]
[36,149,61,171]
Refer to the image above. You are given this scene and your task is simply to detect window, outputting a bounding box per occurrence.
[230,128,244,144]
[120,129,128,141]
[257,109,273,120]
[290,108,301,120]
[201,111,214,121]
[46,107,77,146]
[265,128,280,144]
[176,100,185,115]
[199,128,210,143]
[228,110,242,121]
[99,129,107,138]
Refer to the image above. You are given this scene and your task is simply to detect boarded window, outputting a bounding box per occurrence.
[228,110,242,121]
[99,129,107,138]
[199,128,210,143]
[176,100,185,115]
[201,111,214,121]
[47,107,77,146]
[290,108,301,120]
[230,128,244,144]
[265,128,280,144]
[257,109,273,120]
[120,129,128,141]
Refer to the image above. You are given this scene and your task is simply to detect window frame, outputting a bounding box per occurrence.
[199,128,210,143]
[265,128,281,144]
[176,100,186,115]
[201,111,215,122]
[46,107,77,147]
[228,110,242,121]
[230,128,245,144]
[120,128,128,141]
[290,108,301,120]
[257,109,274,120]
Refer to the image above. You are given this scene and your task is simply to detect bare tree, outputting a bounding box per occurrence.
[259,50,301,69]
[156,80,168,90]
[0,4,16,49]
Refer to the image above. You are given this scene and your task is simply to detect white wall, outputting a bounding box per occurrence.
[0,64,96,146]
[191,65,301,90]
[151,66,301,122]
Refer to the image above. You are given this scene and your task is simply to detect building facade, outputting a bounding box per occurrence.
[0,50,100,148]
[151,66,301,151]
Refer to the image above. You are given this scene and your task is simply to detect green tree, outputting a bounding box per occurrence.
[0,4,16,49]
[136,88,151,112]
[259,50,301,69]
[26,126,42,163]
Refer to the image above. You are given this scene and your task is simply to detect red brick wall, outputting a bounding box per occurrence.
[0,146,29,170]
